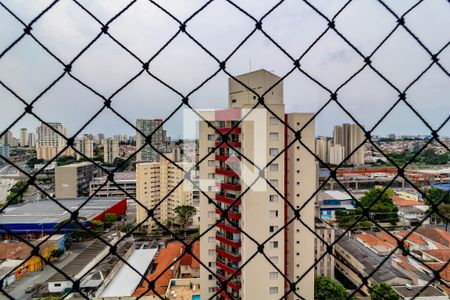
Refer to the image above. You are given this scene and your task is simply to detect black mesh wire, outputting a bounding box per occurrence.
[0,0,448,299]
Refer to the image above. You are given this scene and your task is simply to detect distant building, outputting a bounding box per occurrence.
[27,132,36,148]
[135,119,167,162]
[329,144,345,165]
[55,162,98,198]
[76,137,94,160]
[0,131,13,146]
[333,123,365,165]
[392,285,446,300]
[314,218,335,278]
[36,122,67,160]
[315,136,331,163]
[0,145,10,160]
[318,190,355,221]
[19,128,27,147]
[136,153,193,232]
[103,137,119,164]
[90,171,136,198]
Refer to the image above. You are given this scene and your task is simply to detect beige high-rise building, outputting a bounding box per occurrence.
[20,128,28,147]
[199,70,317,300]
[76,137,94,160]
[136,153,193,232]
[36,122,67,160]
[329,144,345,165]
[0,131,13,146]
[332,123,365,165]
[103,137,119,164]
[315,136,331,163]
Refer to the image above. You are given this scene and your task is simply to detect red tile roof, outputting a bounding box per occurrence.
[415,227,450,248]
[392,196,423,207]
[356,233,395,250]
[422,249,450,262]
[396,231,428,247]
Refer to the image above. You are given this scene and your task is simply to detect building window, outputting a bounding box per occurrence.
[208,173,215,179]
[208,211,215,218]
[270,132,279,141]
[269,195,278,202]
[269,148,278,156]
[207,134,215,141]
[269,225,278,233]
[232,99,237,103]
[208,160,215,167]
[270,241,279,248]
[269,256,278,264]
[208,249,215,255]
[269,210,278,218]
[208,274,213,280]
[269,163,278,172]
[269,179,278,187]
[270,272,279,279]
[208,287,216,293]
[208,147,214,153]
[208,237,215,243]
[270,117,279,125]
[269,287,278,294]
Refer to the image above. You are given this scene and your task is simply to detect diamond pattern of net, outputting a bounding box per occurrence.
[0,0,449,299]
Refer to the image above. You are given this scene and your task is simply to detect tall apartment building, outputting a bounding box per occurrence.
[103,137,119,164]
[0,131,13,146]
[28,132,36,148]
[55,162,98,198]
[136,153,193,232]
[315,137,331,163]
[0,145,10,160]
[329,144,345,165]
[135,119,167,162]
[36,122,67,160]
[199,70,317,300]
[76,137,94,160]
[20,128,28,147]
[332,123,365,165]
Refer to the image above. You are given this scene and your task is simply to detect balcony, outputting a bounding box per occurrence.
[217,232,241,247]
[216,259,240,275]
[215,167,240,177]
[215,141,241,148]
[216,194,240,205]
[216,246,241,263]
[217,221,240,234]
[215,155,241,162]
[216,208,240,220]
[217,127,241,134]
[216,274,242,291]
[216,288,240,300]
[219,182,241,191]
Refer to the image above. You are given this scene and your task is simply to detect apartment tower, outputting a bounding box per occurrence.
[103,137,119,164]
[36,122,68,160]
[199,70,316,300]
[20,128,28,147]
[76,137,94,160]
[136,153,193,232]
[332,123,365,165]
[136,119,167,162]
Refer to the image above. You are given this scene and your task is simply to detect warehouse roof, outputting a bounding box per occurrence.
[0,198,125,225]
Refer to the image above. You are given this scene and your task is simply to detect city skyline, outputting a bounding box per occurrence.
[1,1,449,139]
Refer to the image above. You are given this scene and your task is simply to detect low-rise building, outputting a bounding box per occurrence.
[90,172,136,198]
[314,218,335,278]
[392,285,447,300]
[318,190,355,221]
[55,162,98,198]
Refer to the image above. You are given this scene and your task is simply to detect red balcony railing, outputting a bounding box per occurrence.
[216,194,240,205]
[217,127,241,134]
[216,208,240,220]
[216,273,242,291]
[216,233,241,248]
[219,183,241,191]
[216,246,241,263]
[217,222,240,234]
[216,260,241,275]
[215,155,241,162]
[215,167,240,177]
[215,141,241,148]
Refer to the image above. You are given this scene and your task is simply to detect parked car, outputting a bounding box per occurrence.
[25,283,41,293]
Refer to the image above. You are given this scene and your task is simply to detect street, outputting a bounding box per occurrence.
[1,241,92,300]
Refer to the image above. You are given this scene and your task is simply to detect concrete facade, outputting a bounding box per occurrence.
[55,162,98,198]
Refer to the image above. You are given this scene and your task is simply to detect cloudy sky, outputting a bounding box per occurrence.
[0,0,449,139]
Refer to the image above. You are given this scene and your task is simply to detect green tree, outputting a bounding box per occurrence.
[91,220,104,231]
[6,181,27,204]
[425,188,450,205]
[369,283,399,300]
[26,157,46,169]
[104,213,118,224]
[174,205,196,238]
[314,276,353,300]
